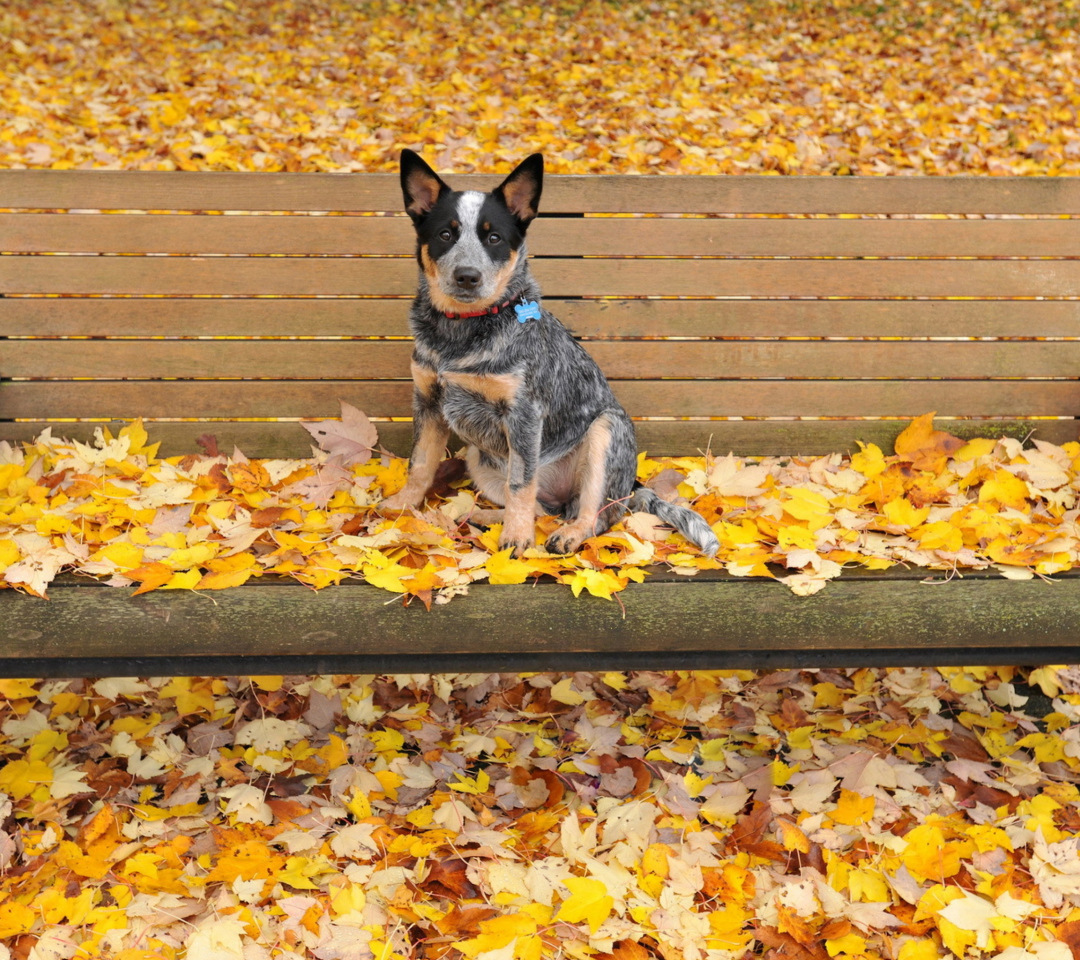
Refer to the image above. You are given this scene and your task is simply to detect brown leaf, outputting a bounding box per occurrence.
[777,904,819,946]
[421,858,476,901]
[196,433,220,456]
[434,904,498,936]
[939,731,990,762]
[250,506,289,528]
[755,924,828,960]
[1055,920,1080,960]
[729,800,772,849]
[430,456,468,498]
[820,920,851,940]
[595,942,653,960]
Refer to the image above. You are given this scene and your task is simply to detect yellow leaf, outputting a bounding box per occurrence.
[346,791,372,819]
[0,678,38,699]
[449,769,491,795]
[899,941,943,960]
[94,540,145,570]
[979,469,1030,510]
[550,677,586,705]
[832,789,875,826]
[882,498,930,529]
[458,913,538,958]
[556,876,615,934]
[567,567,626,599]
[486,547,539,585]
[0,537,21,573]
[826,933,867,957]
[851,442,887,478]
[165,541,217,570]
[955,437,997,462]
[250,676,283,692]
[0,758,53,800]
[0,902,36,938]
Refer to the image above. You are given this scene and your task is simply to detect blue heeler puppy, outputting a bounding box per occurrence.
[379,150,719,560]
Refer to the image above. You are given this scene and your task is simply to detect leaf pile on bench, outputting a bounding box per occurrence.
[1,411,1077,604]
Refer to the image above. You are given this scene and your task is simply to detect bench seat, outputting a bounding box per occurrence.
[3,170,1080,676]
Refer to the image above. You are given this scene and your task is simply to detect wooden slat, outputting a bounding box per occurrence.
[5,418,1074,460]
[10,339,1080,380]
[6,297,1080,340]
[9,255,1080,297]
[8,212,1080,257]
[0,297,414,338]
[3,575,1080,677]
[6,170,1080,214]
[4,380,1078,419]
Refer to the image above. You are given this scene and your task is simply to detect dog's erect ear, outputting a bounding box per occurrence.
[401,149,450,222]
[494,154,543,227]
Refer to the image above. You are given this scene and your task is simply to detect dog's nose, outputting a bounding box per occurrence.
[454,267,481,289]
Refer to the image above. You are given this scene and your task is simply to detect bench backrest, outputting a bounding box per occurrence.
[3,171,1079,457]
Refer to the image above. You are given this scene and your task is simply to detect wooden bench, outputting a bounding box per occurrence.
[3,170,1080,677]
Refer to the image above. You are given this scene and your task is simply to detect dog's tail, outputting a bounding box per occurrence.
[628,483,719,557]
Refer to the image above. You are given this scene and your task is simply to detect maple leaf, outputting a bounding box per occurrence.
[301,401,379,466]
[556,877,615,934]
[893,412,964,472]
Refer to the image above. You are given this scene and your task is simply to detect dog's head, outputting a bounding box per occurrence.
[400,150,543,313]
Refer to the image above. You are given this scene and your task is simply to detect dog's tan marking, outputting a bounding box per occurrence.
[547,414,615,553]
[451,219,459,229]
[486,248,520,303]
[467,508,505,525]
[482,221,490,233]
[410,360,437,398]
[501,475,539,553]
[378,417,449,511]
[419,244,440,284]
[441,371,521,405]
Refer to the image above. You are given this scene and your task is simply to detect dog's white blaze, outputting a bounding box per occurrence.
[446,191,487,269]
[455,191,485,232]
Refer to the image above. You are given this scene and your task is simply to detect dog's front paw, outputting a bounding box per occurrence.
[498,535,534,559]
[376,491,420,514]
[544,529,586,556]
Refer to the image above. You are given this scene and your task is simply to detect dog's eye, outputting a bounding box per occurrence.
[487,233,501,245]
[438,229,453,242]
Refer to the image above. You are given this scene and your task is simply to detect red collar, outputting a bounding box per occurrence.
[441,295,520,320]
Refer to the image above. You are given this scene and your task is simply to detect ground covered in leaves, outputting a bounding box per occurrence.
[2,412,1080,604]
[2,0,1079,176]
[3,668,1080,960]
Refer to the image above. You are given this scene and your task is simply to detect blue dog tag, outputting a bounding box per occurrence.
[515,299,542,323]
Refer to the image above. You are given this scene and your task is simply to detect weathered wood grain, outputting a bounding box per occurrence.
[6,297,1080,339]
[9,338,1080,380]
[2,575,1080,676]
[9,255,1080,297]
[4,379,1078,420]
[5,170,1080,214]
[5,418,1072,459]
[7,211,1080,257]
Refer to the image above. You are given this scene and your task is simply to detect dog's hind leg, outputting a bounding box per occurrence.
[544,411,635,555]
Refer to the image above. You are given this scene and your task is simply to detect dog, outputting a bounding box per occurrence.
[378,149,719,560]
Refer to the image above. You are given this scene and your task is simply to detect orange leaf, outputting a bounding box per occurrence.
[893,412,964,470]
[196,567,253,590]
[126,561,175,596]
